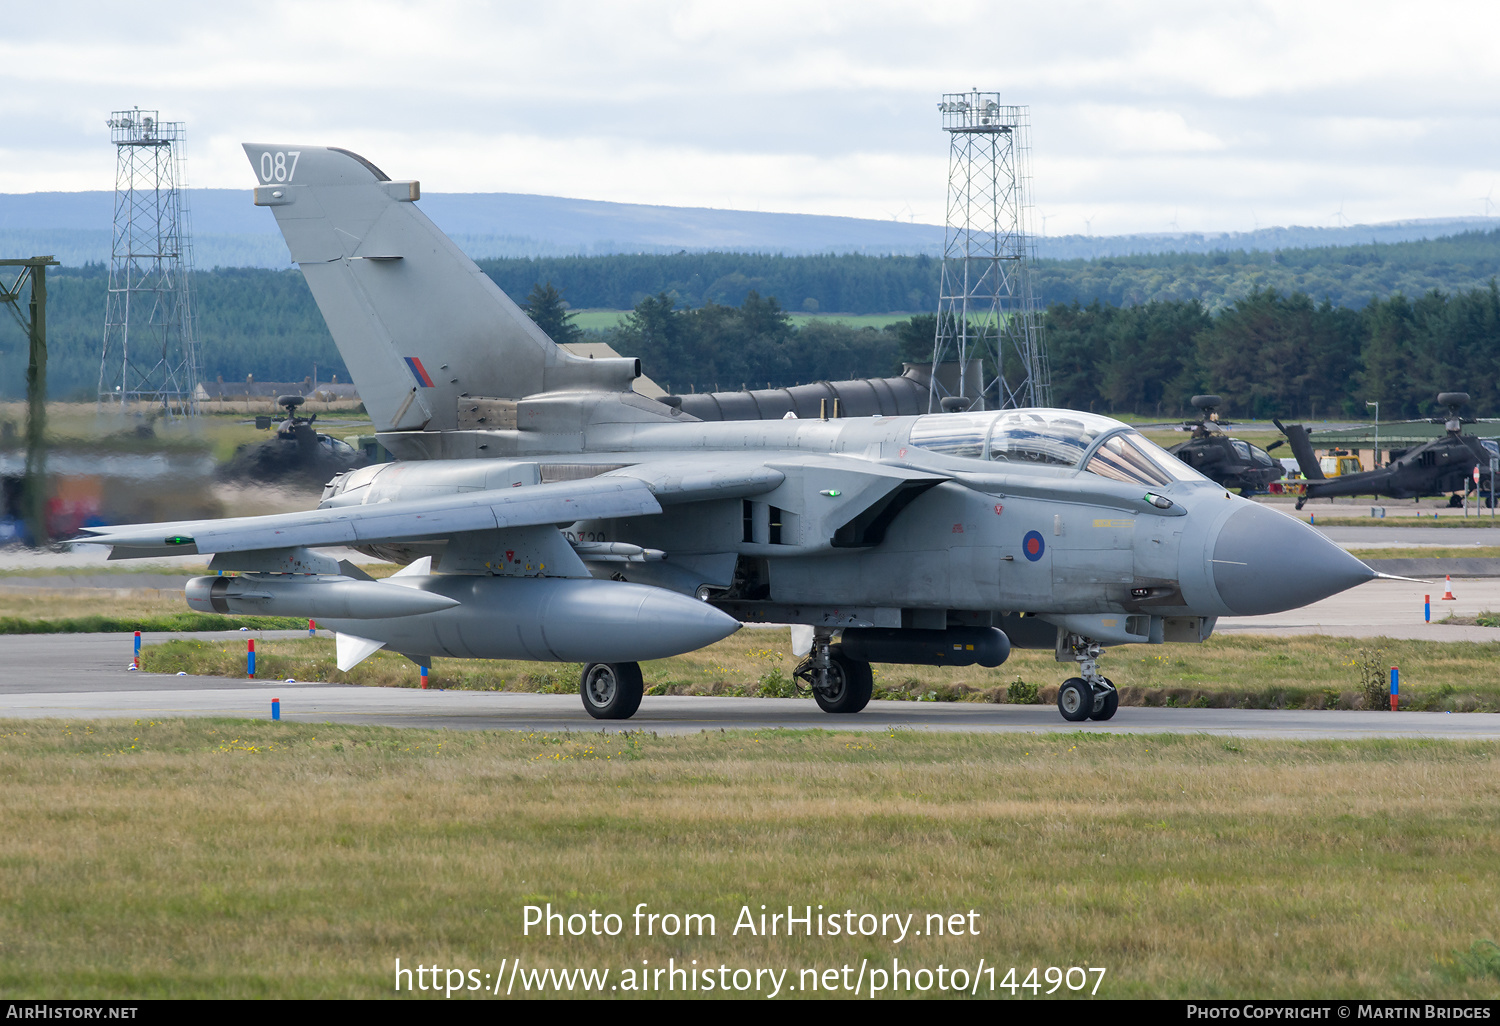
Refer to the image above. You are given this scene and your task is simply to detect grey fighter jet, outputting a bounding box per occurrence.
[75,144,1378,723]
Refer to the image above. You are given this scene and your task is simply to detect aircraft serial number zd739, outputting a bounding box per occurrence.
[77,144,1377,722]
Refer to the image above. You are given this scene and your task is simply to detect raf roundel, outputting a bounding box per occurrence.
[1022,530,1046,562]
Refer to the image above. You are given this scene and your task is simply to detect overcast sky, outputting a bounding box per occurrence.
[2,1,1498,235]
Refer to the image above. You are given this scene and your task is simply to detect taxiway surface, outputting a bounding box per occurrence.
[1,628,1496,739]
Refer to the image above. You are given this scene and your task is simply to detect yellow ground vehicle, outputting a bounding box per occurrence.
[1318,450,1364,477]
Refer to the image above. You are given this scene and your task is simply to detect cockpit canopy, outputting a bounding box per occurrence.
[907,409,1208,488]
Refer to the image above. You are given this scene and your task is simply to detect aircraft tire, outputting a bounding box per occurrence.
[580,661,644,720]
[814,646,873,714]
[1089,680,1119,721]
[1057,677,1094,722]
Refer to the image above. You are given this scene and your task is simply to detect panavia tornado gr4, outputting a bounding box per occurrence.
[76,144,1379,723]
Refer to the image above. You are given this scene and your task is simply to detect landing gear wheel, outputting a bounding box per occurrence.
[1089,677,1119,721]
[580,662,644,720]
[812,645,873,714]
[1058,677,1094,722]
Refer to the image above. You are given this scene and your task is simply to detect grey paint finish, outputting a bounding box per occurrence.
[75,142,1386,704]
[1213,502,1377,615]
[246,144,637,431]
[80,475,661,556]
[316,576,740,663]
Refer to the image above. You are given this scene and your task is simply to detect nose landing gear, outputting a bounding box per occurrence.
[1057,634,1118,722]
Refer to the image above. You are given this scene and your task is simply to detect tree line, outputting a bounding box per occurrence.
[5,256,1498,421]
[1047,282,1500,419]
[536,279,1500,419]
[479,229,1500,315]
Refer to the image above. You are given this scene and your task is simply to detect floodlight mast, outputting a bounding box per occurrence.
[929,91,1050,412]
[98,108,201,417]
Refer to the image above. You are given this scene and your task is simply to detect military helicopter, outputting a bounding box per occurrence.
[1276,392,1497,509]
[1165,395,1285,495]
[219,394,368,486]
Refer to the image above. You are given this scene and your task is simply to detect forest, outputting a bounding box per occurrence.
[477,229,1500,314]
[2,231,1497,421]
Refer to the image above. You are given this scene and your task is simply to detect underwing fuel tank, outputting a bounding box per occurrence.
[317,575,743,663]
[840,627,1011,668]
[186,575,461,619]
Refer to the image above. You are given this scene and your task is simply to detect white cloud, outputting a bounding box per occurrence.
[1,0,1497,233]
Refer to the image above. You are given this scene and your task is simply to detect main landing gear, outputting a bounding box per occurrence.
[1056,634,1118,723]
[580,661,644,719]
[795,628,873,714]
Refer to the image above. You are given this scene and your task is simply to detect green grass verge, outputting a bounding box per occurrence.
[1349,547,1500,560]
[0,613,305,635]
[141,631,1500,712]
[0,565,211,579]
[1305,517,1500,528]
[0,719,1495,998]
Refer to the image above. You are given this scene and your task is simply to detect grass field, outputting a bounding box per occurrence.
[0,719,1495,999]
[141,629,1500,712]
[0,403,374,464]
[1349,547,1500,560]
[1304,517,1500,528]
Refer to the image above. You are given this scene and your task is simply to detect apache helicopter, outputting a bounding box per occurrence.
[1276,392,1498,509]
[219,394,367,486]
[1166,395,1284,496]
[76,143,1378,724]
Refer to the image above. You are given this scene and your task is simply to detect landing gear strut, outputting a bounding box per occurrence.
[580,661,644,720]
[1057,634,1118,722]
[795,629,873,714]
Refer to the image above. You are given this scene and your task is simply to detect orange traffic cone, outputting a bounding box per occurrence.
[1441,575,1457,601]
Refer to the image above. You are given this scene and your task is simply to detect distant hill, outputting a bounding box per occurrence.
[0,189,945,268]
[2,188,1496,269]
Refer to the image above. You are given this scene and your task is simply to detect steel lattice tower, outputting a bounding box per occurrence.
[98,108,200,415]
[929,91,1050,411]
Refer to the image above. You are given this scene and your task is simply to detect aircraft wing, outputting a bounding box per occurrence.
[76,476,662,559]
[604,460,786,503]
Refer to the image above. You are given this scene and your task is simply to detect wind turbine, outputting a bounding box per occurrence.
[1479,184,1495,218]
[1331,199,1349,228]
[1084,212,1098,237]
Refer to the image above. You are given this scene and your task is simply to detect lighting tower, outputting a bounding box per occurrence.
[929,91,1050,411]
[98,108,200,415]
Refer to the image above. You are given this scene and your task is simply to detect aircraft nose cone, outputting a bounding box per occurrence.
[1211,503,1376,615]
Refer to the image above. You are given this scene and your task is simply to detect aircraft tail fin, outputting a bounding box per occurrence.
[1273,419,1325,479]
[243,144,638,433]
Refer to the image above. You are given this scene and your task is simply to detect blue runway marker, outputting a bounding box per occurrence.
[271,697,280,721]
